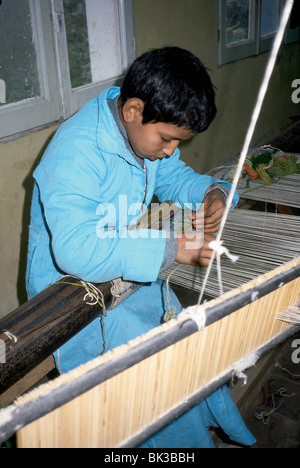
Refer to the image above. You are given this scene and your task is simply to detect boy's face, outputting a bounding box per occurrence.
[119,98,195,161]
[128,121,195,162]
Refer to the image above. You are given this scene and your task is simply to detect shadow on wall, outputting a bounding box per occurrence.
[16,130,57,306]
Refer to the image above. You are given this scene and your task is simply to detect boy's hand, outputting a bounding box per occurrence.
[176,188,226,267]
[192,189,226,234]
[175,232,215,267]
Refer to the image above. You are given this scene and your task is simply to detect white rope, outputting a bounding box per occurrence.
[58,275,106,310]
[255,387,296,425]
[180,305,206,331]
[275,361,300,379]
[197,0,295,305]
[80,280,105,308]
[209,240,239,296]
[3,330,18,344]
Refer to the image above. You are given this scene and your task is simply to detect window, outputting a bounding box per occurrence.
[218,0,299,65]
[0,0,60,139]
[0,0,135,140]
[0,1,41,105]
[260,0,280,37]
[219,0,257,63]
[54,0,135,118]
[259,0,281,52]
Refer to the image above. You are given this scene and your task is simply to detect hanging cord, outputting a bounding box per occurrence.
[255,387,296,425]
[275,361,300,380]
[197,0,295,305]
[162,264,182,322]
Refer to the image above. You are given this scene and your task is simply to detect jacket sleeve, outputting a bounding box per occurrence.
[154,149,239,209]
[34,128,166,284]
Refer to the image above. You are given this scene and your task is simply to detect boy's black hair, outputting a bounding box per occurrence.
[120,46,216,134]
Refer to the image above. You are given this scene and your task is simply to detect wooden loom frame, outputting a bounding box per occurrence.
[0,257,299,448]
[0,1,296,447]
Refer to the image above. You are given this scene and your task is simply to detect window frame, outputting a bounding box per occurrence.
[0,0,61,140]
[218,0,259,65]
[0,0,136,141]
[259,0,282,53]
[218,0,300,66]
[51,0,136,120]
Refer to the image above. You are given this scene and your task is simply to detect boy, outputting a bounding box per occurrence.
[26,47,255,447]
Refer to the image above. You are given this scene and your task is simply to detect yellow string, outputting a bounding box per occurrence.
[162,264,182,323]
[42,279,107,354]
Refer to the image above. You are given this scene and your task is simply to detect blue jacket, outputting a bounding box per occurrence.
[25,87,256,448]
[26,86,238,299]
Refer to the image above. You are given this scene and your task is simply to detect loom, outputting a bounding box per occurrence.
[0,255,298,448]
[160,209,300,298]
[0,183,298,447]
[0,185,299,448]
[0,0,298,447]
[0,124,299,448]
[0,206,299,446]
[0,196,299,448]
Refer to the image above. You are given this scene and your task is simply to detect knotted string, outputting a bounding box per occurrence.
[209,240,239,296]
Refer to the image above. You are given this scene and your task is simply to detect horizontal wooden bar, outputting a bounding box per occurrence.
[0,277,114,394]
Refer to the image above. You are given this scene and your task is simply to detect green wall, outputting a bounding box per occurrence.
[134,0,300,172]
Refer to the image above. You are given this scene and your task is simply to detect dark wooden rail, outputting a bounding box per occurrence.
[0,277,115,394]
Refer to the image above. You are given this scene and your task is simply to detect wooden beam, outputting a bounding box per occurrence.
[0,277,113,394]
[0,356,56,407]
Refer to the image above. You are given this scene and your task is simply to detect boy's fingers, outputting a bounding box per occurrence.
[176,232,216,266]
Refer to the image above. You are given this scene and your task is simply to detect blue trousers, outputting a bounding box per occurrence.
[54,280,256,448]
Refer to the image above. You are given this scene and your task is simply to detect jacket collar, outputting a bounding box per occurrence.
[96,87,140,168]
[96,86,159,174]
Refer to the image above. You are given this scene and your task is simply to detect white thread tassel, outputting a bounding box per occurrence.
[180,305,206,331]
[209,240,239,296]
[209,240,239,264]
[276,303,300,324]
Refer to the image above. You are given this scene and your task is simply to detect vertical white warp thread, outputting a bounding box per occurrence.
[197,0,295,305]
